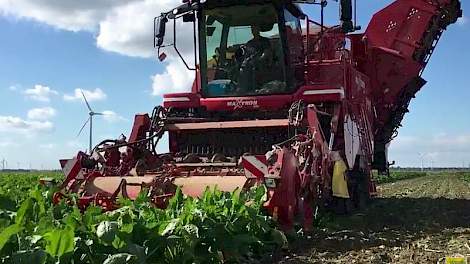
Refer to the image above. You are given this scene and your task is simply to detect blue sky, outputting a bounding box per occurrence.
[0,0,468,169]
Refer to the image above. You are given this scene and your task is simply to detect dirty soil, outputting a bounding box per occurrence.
[281,172,470,263]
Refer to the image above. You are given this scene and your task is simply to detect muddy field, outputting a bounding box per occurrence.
[282,172,470,263]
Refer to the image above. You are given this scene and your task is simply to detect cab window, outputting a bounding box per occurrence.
[284,8,304,85]
[203,4,289,97]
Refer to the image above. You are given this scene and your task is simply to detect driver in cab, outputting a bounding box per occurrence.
[238,25,275,93]
[246,25,272,60]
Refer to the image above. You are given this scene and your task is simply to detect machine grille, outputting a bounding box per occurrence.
[170,127,289,157]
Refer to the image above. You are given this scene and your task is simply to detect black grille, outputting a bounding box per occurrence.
[171,127,289,157]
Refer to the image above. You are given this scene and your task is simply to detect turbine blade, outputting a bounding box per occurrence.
[80,89,92,112]
[76,117,91,138]
[94,112,105,116]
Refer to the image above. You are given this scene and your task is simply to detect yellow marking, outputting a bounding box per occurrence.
[446,256,467,264]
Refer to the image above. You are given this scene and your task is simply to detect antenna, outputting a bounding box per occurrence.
[354,0,357,29]
[77,89,104,154]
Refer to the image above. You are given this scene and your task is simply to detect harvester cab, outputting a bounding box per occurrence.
[155,0,354,99]
[57,0,461,230]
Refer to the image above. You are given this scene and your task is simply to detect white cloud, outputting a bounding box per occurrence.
[96,0,194,59]
[97,0,195,96]
[389,133,470,167]
[152,59,195,95]
[0,0,195,96]
[0,115,53,134]
[0,0,187,58]
[457,15,467,26]
[0,140,15,148]
[0,0,141,32]
[27,107,57,121]
[391,133,470,153]
[97,0,165,58]
[63,88,107,102]
[66,140,82,148]
[8,85,18,91]
[101,110,127,123]
[39,143,56,150]
[23,84,58,102]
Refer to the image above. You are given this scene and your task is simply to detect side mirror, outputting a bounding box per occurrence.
[158,52,167,62]
[154,15,168,47]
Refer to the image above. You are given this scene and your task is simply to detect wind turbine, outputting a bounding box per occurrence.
[418,152,426,172]
[77,90,104,154]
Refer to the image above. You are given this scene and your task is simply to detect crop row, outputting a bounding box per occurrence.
[0,171,286,263]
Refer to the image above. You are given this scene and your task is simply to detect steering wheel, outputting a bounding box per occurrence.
[213,66,229,73]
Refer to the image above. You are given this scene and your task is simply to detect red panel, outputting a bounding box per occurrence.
[294,85,345,103]
[128,114,150,143]
[163,93,200,108]
[365,0,437,58]
[200,94,293,112]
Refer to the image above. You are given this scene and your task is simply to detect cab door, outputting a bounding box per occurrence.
[282,8,305,88]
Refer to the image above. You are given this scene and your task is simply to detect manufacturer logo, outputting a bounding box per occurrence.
[227,99,259,109]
